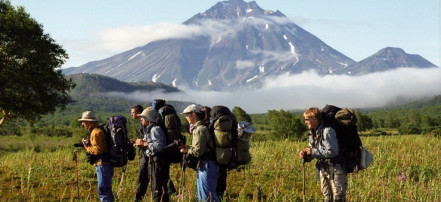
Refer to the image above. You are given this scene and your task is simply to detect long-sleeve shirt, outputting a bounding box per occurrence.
[308,123,339,160]
[144,124,166,156]
[188,121,215,158]
[86,127,108,165]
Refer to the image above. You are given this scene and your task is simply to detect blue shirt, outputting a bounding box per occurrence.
[144,124,166,156]
[308,123,339,159]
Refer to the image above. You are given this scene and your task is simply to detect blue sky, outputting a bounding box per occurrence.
[8,0,440,69]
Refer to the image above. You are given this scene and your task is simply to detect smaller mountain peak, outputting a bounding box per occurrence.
[376,47,405,55]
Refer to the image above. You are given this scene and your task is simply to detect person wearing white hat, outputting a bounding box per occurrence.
[134,107,169,202]
[180,104,219,202]
[78,111,114,202]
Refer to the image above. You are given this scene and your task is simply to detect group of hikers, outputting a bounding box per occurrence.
[77,100,352,202]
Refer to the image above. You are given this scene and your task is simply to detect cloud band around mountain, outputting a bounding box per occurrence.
[106,67,441,113]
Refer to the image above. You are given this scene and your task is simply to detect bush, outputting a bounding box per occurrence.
[266,110,307,140]
[398,124,421,135]
[432,128,441,138]
[0,123,22,136]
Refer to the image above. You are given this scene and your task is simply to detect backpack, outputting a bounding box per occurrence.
[209,106,240,169]
[237,121,255,165]
[156,103,186,164]
[321,105,366,173]
[101,115,136,167]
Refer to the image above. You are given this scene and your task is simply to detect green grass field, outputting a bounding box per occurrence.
[0,133,440,201]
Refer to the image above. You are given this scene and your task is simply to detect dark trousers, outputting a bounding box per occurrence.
[217,165,227,199]
[150,155,170,202]
[135,153,149,201]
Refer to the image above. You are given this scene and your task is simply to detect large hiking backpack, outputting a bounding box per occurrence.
[209,106,239,168]
[236,121,255,165]
[321,105,364,173]
[156,103,186,163]
[102,115,136,167]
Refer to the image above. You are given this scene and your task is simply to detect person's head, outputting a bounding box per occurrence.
[182,104,202,125]
[200,106,211,123]
[130,105,143,120]
[137,107,157,126]
[303,107,322,130]
[78,111,99,131]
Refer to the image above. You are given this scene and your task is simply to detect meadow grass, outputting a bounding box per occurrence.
[0,134,440,201]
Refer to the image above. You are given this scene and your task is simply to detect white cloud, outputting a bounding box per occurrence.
[63,16,297,68]
[106,67,441,114]
[90,16,295,52]
[235,60,255,70]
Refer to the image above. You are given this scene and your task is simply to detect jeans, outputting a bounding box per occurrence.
[96,164,114,202]
[197,160,219,202]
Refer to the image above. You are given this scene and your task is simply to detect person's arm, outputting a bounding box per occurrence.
[85,128,107,155]
[187,126,207,157]
[148,126,166,154]
[299,133,314,159]
[311,127,339,158]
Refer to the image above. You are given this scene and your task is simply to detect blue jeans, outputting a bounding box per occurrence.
[197,160,219,202]
[96,164,114,202]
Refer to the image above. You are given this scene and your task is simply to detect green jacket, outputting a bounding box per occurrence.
[188,121,215,158]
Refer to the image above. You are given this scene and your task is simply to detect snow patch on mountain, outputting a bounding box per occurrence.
[172,78,177,87]
[259,64,265,73]
[246,75,258,83]
[152,74,160,82]
[128,51,143,61]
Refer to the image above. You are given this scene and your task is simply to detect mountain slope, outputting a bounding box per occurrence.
[336,47,437,75]
[65,73,181,112]
[63,0,354,90]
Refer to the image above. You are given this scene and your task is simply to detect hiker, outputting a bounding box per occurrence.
[131,105,150,202]
[180,104,219,202]
[299,107,348,202]
[201,106,226,199]
[135,107,169,202]
[78,111,114,202]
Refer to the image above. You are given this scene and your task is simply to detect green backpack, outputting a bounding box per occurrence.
[209,106,237,167]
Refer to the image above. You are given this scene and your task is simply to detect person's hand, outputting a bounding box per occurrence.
[299,148,312,158]
[134,138,145,147]
[82,138,88,149]
[299,150,305,158]
[180,147,188,154]
[304,147,312,155]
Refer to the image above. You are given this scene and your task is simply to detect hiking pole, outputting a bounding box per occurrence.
[73,150,80,199]
[179,159,186,202]
[117,165,127,199]
[302,157,306,202]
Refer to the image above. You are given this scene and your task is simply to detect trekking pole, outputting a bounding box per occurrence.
[179,160,186,202]
[73,150,80,199]
[302,157,306,202]
[117,165,126,199]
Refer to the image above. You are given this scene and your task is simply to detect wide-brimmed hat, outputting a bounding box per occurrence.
[78,111,98,122]
[137,108,158,122]
[181,104,201,114]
